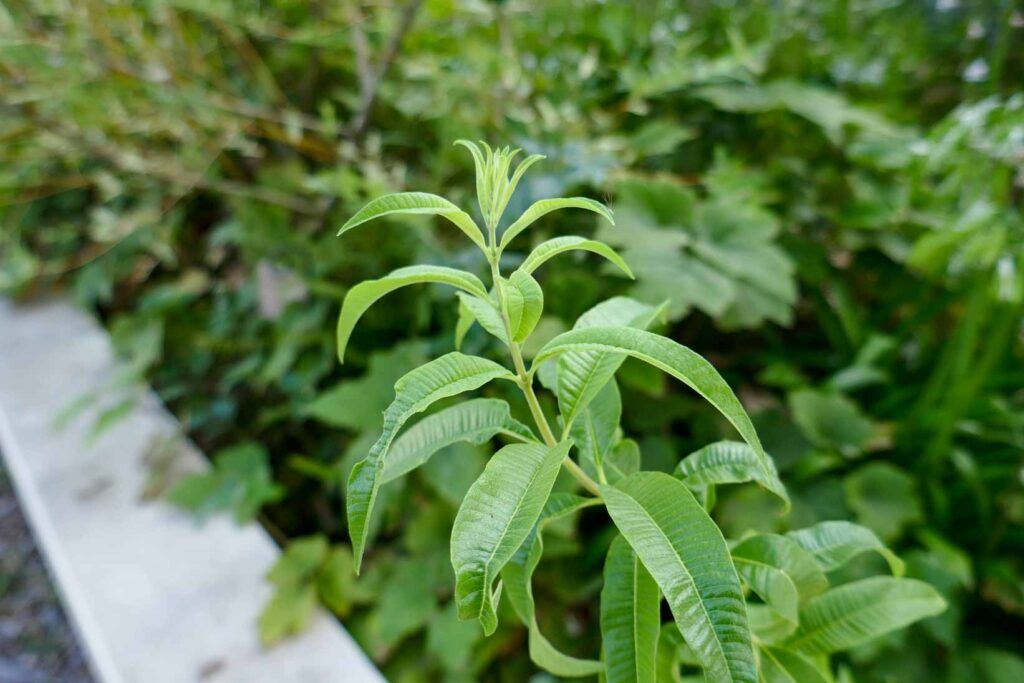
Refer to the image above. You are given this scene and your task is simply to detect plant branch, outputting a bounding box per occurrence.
[488,255,602,498]
[348,0,424,138]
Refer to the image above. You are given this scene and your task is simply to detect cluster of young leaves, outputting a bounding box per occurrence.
[331,144,946,681]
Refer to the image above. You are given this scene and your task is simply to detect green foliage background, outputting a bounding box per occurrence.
[1,1,1022,680]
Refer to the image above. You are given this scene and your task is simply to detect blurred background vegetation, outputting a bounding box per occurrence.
[1,0,1022,681]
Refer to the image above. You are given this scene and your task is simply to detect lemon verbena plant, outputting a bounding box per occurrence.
[334,142,946,682]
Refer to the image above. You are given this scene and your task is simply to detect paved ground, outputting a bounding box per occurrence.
[0,459,93,683]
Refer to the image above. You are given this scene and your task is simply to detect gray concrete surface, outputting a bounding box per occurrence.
[0,298,384,683]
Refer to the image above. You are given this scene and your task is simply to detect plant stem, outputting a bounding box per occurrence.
[488,253,602,498]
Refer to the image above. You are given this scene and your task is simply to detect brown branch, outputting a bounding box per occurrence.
[348,0,424,139]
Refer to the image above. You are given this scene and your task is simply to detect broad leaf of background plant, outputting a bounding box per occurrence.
[599,161,796,329]
[168,441,283,523]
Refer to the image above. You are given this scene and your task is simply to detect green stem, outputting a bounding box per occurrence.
[487,254,602,498]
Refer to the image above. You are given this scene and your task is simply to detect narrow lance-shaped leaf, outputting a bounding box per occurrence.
[569,379,621,483]
[337,191,487,250]
[675,441,789,510]
[536,326,771,476]
[451,441,572,635]
[518,236,634,278]
[499,197,614,251]
[601,534,660,683]
[758,646,831,683]
[731,534,828,603]
[785,577,946,654]
[557,298,666,432]
[380,398,536,484]
[601,472,756,683]
[502,493,603,677]
[347,353,515,571]
[731,546,800,627]
[337,265,488,363]
[786,521,905,576]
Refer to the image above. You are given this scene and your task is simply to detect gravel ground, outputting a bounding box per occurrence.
[0,459,94,683]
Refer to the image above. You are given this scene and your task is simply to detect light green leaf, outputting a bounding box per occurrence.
[507,270,544,342]
[731,534,828,603]
[536,327,770,476]
[530,622,604,677]
[786,521,905,576]
[786,577,946,654]
[731,546,800,626]
[337,265,488,363]
[168,442,284,524]
[600,472,756,682]
[675,441,789,509]
[347,353,515,572]
[519,236,634,278]
[502,493,603,676]
[455,291,509,343]
[569,380,621,483]
[606,439,642,482]
[758,646,831,683]
[380,398,535,484]
[556,299,666,432]
[337,191,486,250]
[503,493,600,622]
[602,534,660,683]
[451,441,572,635]
[499,197,614,250]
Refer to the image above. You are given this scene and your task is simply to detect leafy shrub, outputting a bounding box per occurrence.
[329,142,946,680]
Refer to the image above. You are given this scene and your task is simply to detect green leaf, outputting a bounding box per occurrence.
[380,398,535,484]
[501,493,602,675]
[451,440,572,635]
[758,646,831,683]
[168,442,284,523]
[259,536,329,646]
[600,472,756,682]
[259,581,318,646]
[844,461,923,542]
[569,379,621,483]
[503,493,600,623]
[786,577,947,654]
[499,197,614,250]
[731,534,828,603]
[455,292,508,343]
[606,439,642,482]
[346,267,484,358]
[337,191,486,250]
[788,389,874,456]
[601,535,660,683]
[675,441,789,510]
[347,353,515,572]
[556,298,665,432]
[786,521,905,576]
[336,265,488,363]
[536,326,771,476]
[530,620,604,677]
[731,544,800,626]
[518,236,634,278]
[507,270,544,342]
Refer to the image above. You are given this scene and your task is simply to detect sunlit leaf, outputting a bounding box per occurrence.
[451,441,572,635]
[337,191,486,250]
[347,353,515,571]
[601,472,755,682]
